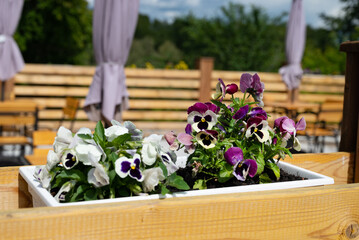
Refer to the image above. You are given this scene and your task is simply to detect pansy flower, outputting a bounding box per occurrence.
[141,134,162,166]
[87,154,110,188]
[164,131,179,151]
[61,149,79,169]
[245,117,270,143]
[274,116,306,151]
[177,132,195,154]
[115,154,144,181]
[160,152,179,175]
[240,73,265,107]
[233,105,249,120]
[54,180,76,202]
[187,102,218,132]
[249,107,267,120]
[212,78,226,100]
[142,167,165,193]
[224,147,257,181]
[196,130,218,149]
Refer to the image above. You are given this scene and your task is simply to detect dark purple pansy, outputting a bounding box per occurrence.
[185,124,192,134]
[224,147,243,166]
[205,102,220,114]
[187,102,208,114]
[196,130,218,149]
[233,105,249,120]
[249,107,267,120]
[115,154,144,181]
[233,159,257,181]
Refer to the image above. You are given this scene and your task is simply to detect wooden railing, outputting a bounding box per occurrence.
[12,61,344,136]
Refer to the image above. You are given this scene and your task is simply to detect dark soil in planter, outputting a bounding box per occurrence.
[172,166,307,191]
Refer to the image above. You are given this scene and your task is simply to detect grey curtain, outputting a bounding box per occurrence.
[279,0,306,90]
[84,0,139,122]
[0,0,24,81]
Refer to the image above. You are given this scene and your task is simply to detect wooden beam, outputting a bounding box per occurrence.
[339,41,359,182]
[199,57,214,102]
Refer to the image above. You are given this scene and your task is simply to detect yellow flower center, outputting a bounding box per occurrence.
[131,164,136,170]
[254,127,258,133]
[201,118,206,122]
[205,135,210,140]
[72,156,76,161]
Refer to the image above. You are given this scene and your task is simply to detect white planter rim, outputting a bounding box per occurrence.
[19,161,334,207]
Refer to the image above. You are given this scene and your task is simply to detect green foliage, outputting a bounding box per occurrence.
[14,0,93,65]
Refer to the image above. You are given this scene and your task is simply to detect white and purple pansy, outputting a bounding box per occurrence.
[212,78,226,100]
[187,102,218,132]
[245,117,270,143]
[224,147,257,181]
[61,149,79,169]
[54,180,76,202]
[196,130,218,149]
[160,152,179,175]
[115,154,144,181]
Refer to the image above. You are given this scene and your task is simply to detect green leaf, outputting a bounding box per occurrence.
[94,121,105,144]
[77,134,92,140]
[84,188,98,201]
[193,179,207,190]
[266,161,280,180]
[112,133,131,145]
[255,154,265,175]
[160,184,170,195]
[218,163,233,183]
[259,173,272,184]
[159,161,168,177]
[70,184,90,202]
[57,169,87,182]
[167,173,190,190]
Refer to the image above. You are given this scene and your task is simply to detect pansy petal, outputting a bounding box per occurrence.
[240,73,253,93]
[224,147,243,166]
[295,117,306,131]
[177,132,193,146]
[233,105,249,120]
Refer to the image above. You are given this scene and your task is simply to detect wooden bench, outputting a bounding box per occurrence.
[13,63,344,138]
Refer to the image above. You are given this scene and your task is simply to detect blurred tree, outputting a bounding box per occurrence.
[14,0,93,65]
[172,3,287,71]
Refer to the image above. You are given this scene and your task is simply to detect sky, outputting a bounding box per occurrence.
[137,0,344,28]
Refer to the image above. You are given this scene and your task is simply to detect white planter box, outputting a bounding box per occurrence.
[19,161,334,207]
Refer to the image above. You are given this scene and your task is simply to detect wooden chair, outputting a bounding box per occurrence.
[25,130,57,165]
[59,97,79,131]
[297,99,342,153]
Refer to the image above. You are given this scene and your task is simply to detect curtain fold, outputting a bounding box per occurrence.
[84,0,139,122]
[279,0,306,90]
[0,0,25,81]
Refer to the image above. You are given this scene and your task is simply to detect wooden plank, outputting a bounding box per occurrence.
[0,183,358,239]
[0,136,30,145]
[15,74,200,89]
[284,152,353,184]
[15,86,198,99]
[0,116,35,125]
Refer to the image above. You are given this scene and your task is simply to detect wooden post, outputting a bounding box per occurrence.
[339,41,359,182]
[199,57,214,102]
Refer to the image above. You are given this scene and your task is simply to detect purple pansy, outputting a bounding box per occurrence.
[185,124,192,134]
[233,105,249,120]
[233,159,258,181]
[196,130,218,149]
[224,147,257,181]
[187,102,218,132]
[164,131,179,151]
[178,132,195,154]
[245,117,270,143]
[274,116,306,151]
[249,107,267,120]
[226,83,238,95]
[115,154,144,181]
[239,73,265,107]
[224,147,243,165]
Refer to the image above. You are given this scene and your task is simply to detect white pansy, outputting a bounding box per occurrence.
[141,134,162,166]
[61,149,79,169]
[293,137,302,151]
[142,167,165,192]
[53,126,73,154]
[75,143,103,166]
[160,152,179,176]
[46,150,60,170]
[70,127,94,147]
[54,180,76,202]
[105,125,129,142]
[87,164,110,188]
[34,166,52,189]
